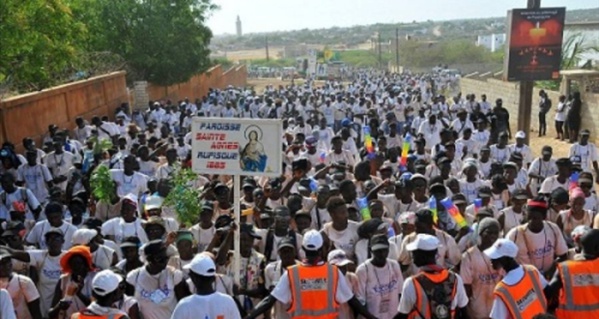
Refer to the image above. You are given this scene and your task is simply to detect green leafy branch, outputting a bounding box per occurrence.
[163,167,202,228]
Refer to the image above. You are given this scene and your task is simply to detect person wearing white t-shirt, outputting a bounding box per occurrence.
[356,234,404,319]
[508,131,533,167]
[0,174,42,222]
[171,255,240,319]
[101,195,148,244]
[44,140,75,191]
[418,114,443,152]
[539,158,571,195]
[245,230,377,319]
[110,156,148,198]
[528,146,557,197]
[505,198,568,274]
[26,202,77,250]
[264,238,300,319]
[0,288,16,319]
[569,129,599,181]
[0,248,42,319]
[485,238,548,319]
[396,233,469,319]
[16,151,53,207]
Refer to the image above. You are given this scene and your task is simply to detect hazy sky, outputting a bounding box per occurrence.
[207,0,598,35]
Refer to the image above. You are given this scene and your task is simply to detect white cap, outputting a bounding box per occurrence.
[71,229,98,246]
[184,255,216,277]
[484,238,518,259]
[406,234,440,251]
[145,195,164,211]
[122,193,138,207]
[302,230,323,251]
[327,249,352,266]
[92,270,123,296]
[515,131,526,139]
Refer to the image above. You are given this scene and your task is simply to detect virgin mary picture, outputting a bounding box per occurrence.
[240,125,268,172]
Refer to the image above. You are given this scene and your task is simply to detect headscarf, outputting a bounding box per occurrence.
[60,246,93,274]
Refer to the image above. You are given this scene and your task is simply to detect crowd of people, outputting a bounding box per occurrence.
[0,70,595,319]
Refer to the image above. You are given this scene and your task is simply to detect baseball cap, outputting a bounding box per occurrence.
[71,229,98,246]
[478,186,492,198]
[484,238,518,259]
[92,270,123,296]
[410,173,427,182]
[452,194,467,205]
[406,234,440,252]
[370,234,390,251]
[44,227,64,239]
[327,249,353,266]
[144,195,164,211]
[277,237,296,251]
[542,146,552,155]
[184,255,216,277]
[398,212,417,224]
[581,129,590,136]
[302,230,323,251]
[511,189,529,200]
[515,131,526,139]
[1,221,25,237]
[120,237,141,249]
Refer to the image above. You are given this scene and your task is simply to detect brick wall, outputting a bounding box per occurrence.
[146,64,248,102]
[460,77,599,142]
[0,72,128,152]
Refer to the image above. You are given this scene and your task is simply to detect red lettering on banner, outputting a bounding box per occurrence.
[195,133,226,141]
[210,141,239,150]
[206,161,226,169]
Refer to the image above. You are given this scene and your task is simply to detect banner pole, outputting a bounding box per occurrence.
[234,174,241,286]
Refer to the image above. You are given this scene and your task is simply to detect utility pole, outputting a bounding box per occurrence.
[395,27,400,73]
[265,36,270,61]
[378,32,382,69]
[517,0,540,145]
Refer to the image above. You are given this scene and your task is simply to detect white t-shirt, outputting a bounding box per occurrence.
[26,220,77,250]
[397,271,469,315]
[505,222,569,274]
[189,224,216,253]
[44,151,75,190]
[16,164,53,205]
[322,221,360,259]
[0,274,40,319]
[28,250,65,315]
[508,144,533,165]
[489,266,547,319]
[110,169,148,198]
[126,266,183,319]
[138,160,158,178]
[570,143,599,172]
[460,246,502,319]
[356,259,404,319]
[418,120,442,150]
[171,292,241,319]
[0,289,16,319]
[101,217,149,244]
[270,264,354,305]
[0,188,41,221]
[539,176,569,195]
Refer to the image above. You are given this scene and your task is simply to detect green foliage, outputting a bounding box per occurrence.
[0,0,86,92]
[337,50,393,68]
[212,57,234,70]
[163,167,201,228]
[90,165,116,203]
[69,0,216,86]
[249,58,296,68]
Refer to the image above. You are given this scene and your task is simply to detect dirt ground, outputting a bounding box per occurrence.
[247,78,573,160]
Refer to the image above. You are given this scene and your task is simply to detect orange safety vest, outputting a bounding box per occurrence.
[493,265,547,319]
[287,263,339,319]
[409,269,457,319]
[555,258,599,319]
[71,309,125,319]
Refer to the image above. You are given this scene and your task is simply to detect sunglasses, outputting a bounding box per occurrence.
[580,183,592,189]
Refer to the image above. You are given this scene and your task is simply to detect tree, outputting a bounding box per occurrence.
[71,0,216,86]
[0,0,86,92]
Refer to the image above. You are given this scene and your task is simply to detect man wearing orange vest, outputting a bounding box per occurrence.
[245,229,377,319]
[71,269,129,319]
[486,238,548,319]
[395,233,470,319]
[545,228,599,318]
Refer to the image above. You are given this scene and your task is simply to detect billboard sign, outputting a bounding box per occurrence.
[504,7,566,81]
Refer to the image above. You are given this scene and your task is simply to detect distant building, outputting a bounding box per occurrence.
[236,15,242,37]
[477,33,506,52]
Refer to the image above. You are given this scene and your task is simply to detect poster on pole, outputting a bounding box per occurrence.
[191,118,282,177]
[503,7,566,82]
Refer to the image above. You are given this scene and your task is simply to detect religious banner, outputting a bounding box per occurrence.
[504,7,566,81]
[191,118,282,177]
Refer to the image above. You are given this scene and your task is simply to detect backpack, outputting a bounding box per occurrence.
[1,188,33,212]
[413,271,456,319]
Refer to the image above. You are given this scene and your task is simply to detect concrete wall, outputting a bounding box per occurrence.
[146,64,247,103]
[460,77,599,142]
[0,72,128,152]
